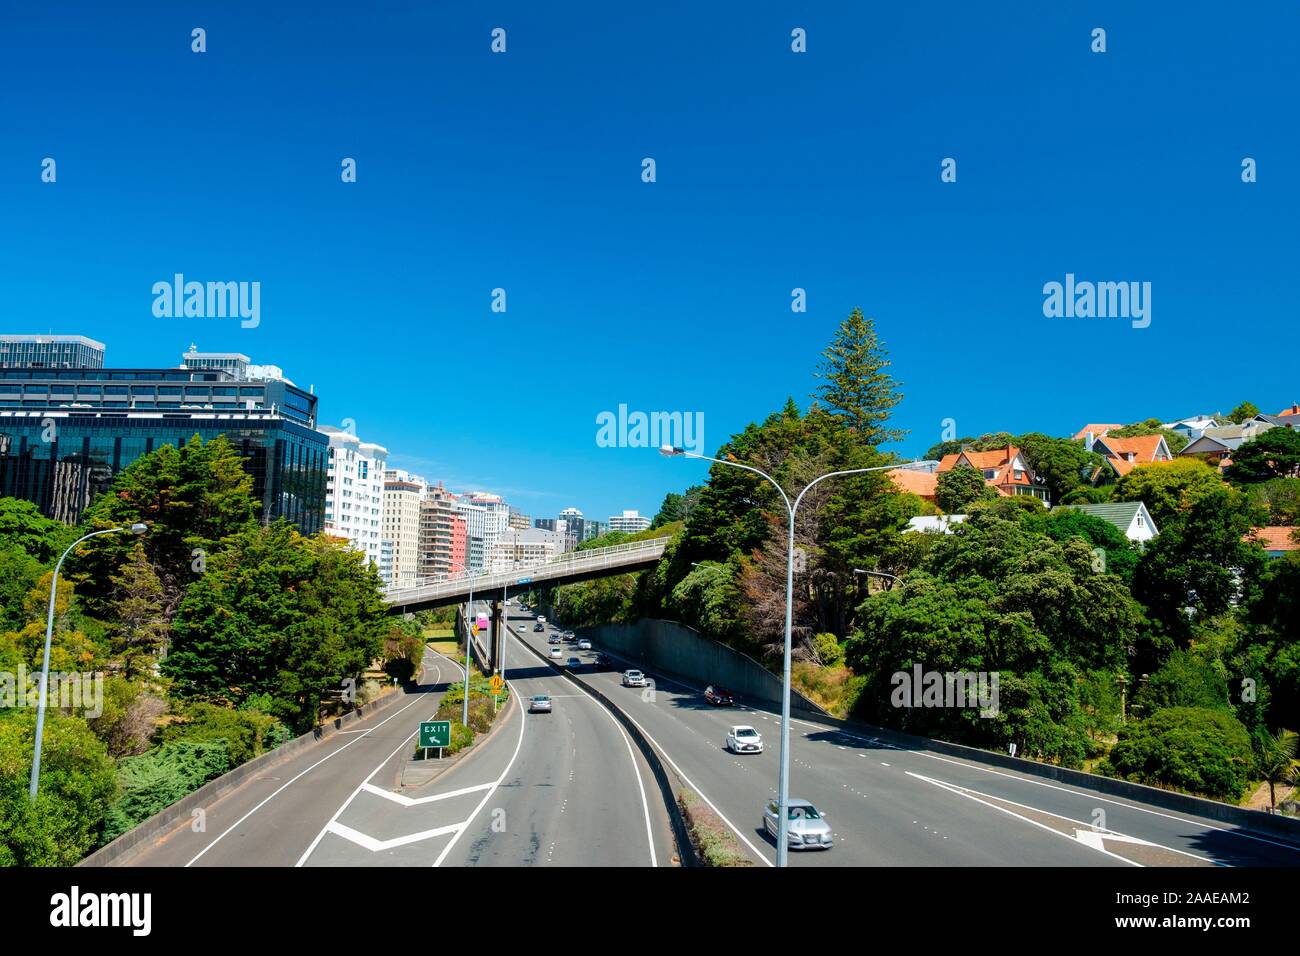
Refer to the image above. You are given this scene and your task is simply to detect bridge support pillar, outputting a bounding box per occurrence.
[490,599,505,674]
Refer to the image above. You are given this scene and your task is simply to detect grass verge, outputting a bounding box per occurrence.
[679,789,753,866]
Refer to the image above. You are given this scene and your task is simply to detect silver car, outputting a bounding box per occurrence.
[529,695,552,713]
[763,799,833,850]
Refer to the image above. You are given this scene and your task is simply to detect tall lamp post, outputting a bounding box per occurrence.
[30,523,148,802]
[661,445,924,866]
[448,559,474,729]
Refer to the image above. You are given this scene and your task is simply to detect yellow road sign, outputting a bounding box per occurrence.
[489,674,505,693]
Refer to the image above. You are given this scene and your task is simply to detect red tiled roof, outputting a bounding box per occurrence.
[887,469,938,499]
[1072,423,1124,441]
[937,447,1035,488]
[1098,434,1167,463]
[1246,526,1300,552]
[1276,404,1300,417]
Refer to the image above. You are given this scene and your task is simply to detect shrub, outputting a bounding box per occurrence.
[159,702,285,767]
[101,740,230,842]
[1103,706,1254,801]
[679,789,751,866]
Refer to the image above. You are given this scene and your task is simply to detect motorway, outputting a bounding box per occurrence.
[510,614,1300,868]
[119,631,672,867]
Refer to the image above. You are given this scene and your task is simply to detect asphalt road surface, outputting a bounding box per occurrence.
[120,634,673,867]
[510,615,1300,868]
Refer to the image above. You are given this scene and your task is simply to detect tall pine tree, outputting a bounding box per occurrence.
[812,308,905,447]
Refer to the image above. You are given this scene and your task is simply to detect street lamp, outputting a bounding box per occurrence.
[30,522,147,802]
[853,567,899,590]
[448,558,474,729]
[661,444,924,866]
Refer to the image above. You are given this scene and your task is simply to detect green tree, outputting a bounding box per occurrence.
[101,740,229,843]
[1244,477,1300,524]
[1104,706,1255,800]
[1017,433,1102,505]
[105,543,169,680]
[1132,649,1230,714]
[166,523,388,731]
[812,309,905,446]
[935,466,994,514]
[1227,401,1260,424]
[1225,428,1300,483]
[1111,457,1226,528]
[1025,507,1140,583]
[0,497,76,563]
[0,710,118,865]
[1254,728,1297,811]
[0,546,44,633]
[73,434,260,620]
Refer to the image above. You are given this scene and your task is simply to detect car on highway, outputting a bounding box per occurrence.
[577,639,592,650]
[622,669,647,688]
[566,657,581,669]
[763,799,833,850]
[594,652,611,667]
[529,695,552,713]
[725,725,764,753]
[537,616,547,625]
[705,685,736,706]
[534,622,545,632]
[548,634,562,644]
[563,633,578,643]
[549,646,563,660]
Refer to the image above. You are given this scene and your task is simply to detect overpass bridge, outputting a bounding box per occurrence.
[383,536,671,613]
[384,536,671,672]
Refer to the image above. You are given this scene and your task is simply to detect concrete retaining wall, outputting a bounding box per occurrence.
[577,618,827,717]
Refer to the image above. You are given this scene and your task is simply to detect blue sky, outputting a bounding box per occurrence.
[3,1,1296,522]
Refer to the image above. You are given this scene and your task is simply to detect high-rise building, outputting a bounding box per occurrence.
[608,509,651,533]
[0,347,326,530]
[382,469,425,587]
[321,426,388,569]
[508,507,531,531]
[582,519,608,542]
[490,526,564,571]
[468,493,511,566]
[452,494,488,571]
[0,335,105,370]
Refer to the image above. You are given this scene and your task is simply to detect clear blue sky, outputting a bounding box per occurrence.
[3,1,1296,522]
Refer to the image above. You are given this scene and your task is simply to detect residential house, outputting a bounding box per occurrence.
[1177,420,1275,471]
[1057,501,1159,544]
[1161,415,1220,438]
[1071,423,1124,442]
[1251,403,1300,432]
[1245,526,1300,558]
[1087,432,1174,484]
[936,446,1050,503]
[887,467,938,503]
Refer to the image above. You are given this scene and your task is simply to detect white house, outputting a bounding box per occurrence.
[1056,501,1159,543]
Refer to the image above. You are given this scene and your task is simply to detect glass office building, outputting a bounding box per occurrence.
[0,335,106,370]
[0,366,327,531]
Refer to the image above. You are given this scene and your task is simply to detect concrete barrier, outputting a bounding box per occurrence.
[511,627,696,866]
[80,664,442,867]
[577,618,827,716]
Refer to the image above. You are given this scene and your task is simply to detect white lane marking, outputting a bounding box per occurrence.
[185,656,447,867]
[579,678,659,867]
[293,652,469,867]
[359,781,494,806]
[905,771,1218,866]
[431,671,528,867]
[325,820,462,852]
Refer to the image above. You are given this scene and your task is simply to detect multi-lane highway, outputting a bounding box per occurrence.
[510,612,1300,868]
[117,630,672,867]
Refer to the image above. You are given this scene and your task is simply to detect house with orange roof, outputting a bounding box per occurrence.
[935,445,1049,503]
[886,467,938,503]
[1245,526,1300,558]
[1071,423,1123,442]
[1088,433,1174,483]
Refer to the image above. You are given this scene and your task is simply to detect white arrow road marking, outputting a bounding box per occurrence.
[325,820,464,852]
[359,781,494,806]
[905,771,1216,866]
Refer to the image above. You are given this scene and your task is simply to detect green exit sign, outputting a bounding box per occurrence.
[419,721,451,748]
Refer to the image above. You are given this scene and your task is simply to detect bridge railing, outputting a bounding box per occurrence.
[384,536,672,602]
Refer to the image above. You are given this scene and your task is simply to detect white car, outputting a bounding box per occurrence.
[549,646,563,659]
[537,616,547,625]
[622,669,647,688]
[577,639,592,650]
[726,725,764,754]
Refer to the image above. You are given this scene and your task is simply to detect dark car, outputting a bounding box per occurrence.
[533,622,545,632]
[705,685,736,706]
[594,652,611,668]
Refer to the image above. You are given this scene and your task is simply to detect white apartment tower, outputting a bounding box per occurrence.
[608,509,651,533]
[320,425,388,569]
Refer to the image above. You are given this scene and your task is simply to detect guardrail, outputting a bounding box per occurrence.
[384,536,672,607]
